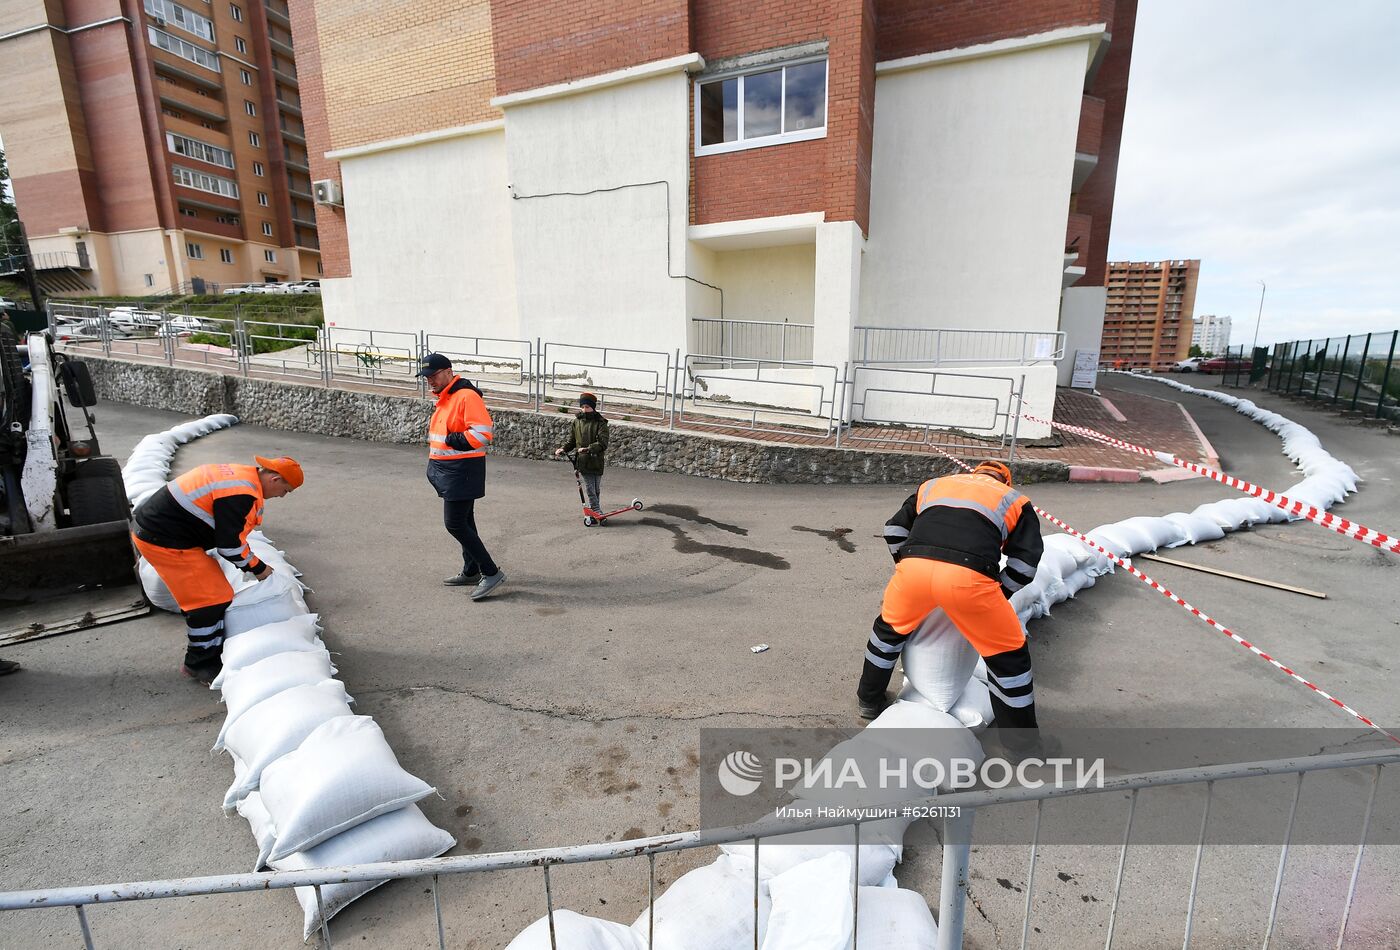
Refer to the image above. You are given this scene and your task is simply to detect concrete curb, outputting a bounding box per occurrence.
[1068,465,1142,483]
[83,357,1072,487]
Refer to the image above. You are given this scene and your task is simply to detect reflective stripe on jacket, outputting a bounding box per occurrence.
[428,376,493,461]
[133,462,266,574]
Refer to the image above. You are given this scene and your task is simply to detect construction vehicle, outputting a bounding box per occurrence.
[1,323,147,646]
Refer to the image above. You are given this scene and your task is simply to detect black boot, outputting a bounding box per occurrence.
[181,644,222,685]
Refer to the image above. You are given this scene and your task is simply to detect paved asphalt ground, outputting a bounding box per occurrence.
[2,374,1398,949]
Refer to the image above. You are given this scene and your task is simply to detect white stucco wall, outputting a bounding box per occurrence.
[860,40,1091,339]
[1058,285,1107,386]
[710,245,815,325]
[333,130,517,339]
[502,72,691,355]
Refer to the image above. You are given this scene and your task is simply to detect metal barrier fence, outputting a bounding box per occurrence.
[853,327,1065,366]
[845,366,1023,458]
[539,342,675,423]
[1,748,1393,949]
[676,355,841,437]
[1263,331,1399,419]
[690,317,814,363]
[424,333,534,408]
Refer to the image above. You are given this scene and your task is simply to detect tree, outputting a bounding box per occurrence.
[1188,344,1204,358]
[0,147,21,258]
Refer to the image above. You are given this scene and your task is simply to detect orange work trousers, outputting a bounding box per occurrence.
[880,557,1024,656]
[132,535,234,612]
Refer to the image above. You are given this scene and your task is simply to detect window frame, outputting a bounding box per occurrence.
[261,221,274,236]
[147,25,219,71]
[257,192,269,207]
[249,131,261,147]
[244,99,257,116]
[693,56,829,157]
[186,241,204,260]
[235,36,247,54]
[166,131,235,170]
[230,3,243,22]
[172,164,239,198]
[144,0,214,43]
[240,68,252,85]
[264,249,277,263]
[252,161,264,176]
[220,248,234,264]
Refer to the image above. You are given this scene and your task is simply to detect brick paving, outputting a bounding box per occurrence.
[81,344,1213,472]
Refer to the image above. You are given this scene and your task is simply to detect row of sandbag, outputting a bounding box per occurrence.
[504,380,1364,948]
[126,415,455,941]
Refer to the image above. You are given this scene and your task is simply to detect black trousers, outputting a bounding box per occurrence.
[444,498,498,577]
[183,601,230,671]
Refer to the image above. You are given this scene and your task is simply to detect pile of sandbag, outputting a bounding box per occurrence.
[126,416,455,940]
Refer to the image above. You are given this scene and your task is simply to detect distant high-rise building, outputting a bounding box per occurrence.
[1191,314,1231,355]
[1101,259,1200,371]
[0,0,319,296]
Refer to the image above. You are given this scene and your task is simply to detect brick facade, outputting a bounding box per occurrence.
[489,0,689,98]
[873,0,1115,61]
[287,0,349,276]
[1076,0,1136,287]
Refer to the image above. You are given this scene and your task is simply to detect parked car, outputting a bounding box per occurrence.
[1198,356,1252,374]
[0,296,18,311]
[222,284,259,295]
[283,280,320,295]
[1173,357,1205,373]
[156,315,205,337]
[106,306,162,332]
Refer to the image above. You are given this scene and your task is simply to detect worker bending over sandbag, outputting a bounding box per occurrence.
[858,461,1045,742]
[131,456,303,684]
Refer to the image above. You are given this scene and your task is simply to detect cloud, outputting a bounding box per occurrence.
[1109,0,1400,346]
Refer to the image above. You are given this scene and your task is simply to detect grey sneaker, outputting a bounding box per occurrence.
[470,571,507,601]
[444,571,482,587]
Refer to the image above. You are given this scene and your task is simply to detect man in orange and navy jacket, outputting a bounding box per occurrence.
[858,460,1045,737]
[132,456,303,683]
[418,352,506,600]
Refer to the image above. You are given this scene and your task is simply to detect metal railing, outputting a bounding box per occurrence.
[425,333,534,407]
[853,326,1065,366]
[845,366,1023,459]
[538,342,675,423]
[1263,331,1399,420]
[1,748,1393,949]
[690,317,814,363]
[677,355,841,437]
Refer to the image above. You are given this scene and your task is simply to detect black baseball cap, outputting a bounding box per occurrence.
[415,353,452,377]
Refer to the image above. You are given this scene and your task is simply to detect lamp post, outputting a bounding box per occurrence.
[1251,280,1266,352]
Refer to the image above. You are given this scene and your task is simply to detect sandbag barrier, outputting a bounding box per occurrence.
[127,414,455,941]
[502,367,1396,946]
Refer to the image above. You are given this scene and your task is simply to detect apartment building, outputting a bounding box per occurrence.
[290,0,1137,437]
[1101,259,1200,370]
[0,0,319,296]
[1191,313,1231,356]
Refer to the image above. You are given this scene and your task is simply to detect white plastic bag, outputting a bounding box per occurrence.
[260,716,435,861]
[224,572,310,637]
[761,852,854,950]
[221,679,354,812]
[854,887,938,947]
[215,649,337,751]
[507,910,646,950]
[270,804,456,941]
[898,610,979,712]
[211,614,323,687]
[237,791,277,871]
[631,854,770,949]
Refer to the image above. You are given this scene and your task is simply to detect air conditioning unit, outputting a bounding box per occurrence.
[313,179,343,207]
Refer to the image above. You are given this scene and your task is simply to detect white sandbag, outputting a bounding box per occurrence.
[720,804,902,888]
[224,571,310,637]
[761,852,853,950]
[1061,568,1099,597]
[1085,523,1148,557]
[270,804,456,941]
[631,854,771,949]
[211,614,324,687]
[249,530,302,577]
[237,791,277,871]
[1043,533,1096,570]
[897,610,979,712]
[1191,500,1244,530]
[948,676,993,732]
[215,649,337,750]
[261,716,435,861]
[507,910,646,950]
[1162,512,1226,546]
[220,679,354,812]
[1035,546,1078,585]
[854,887,938,948]
[1118,515,1188,551]
[138,558,180,613]
[864,701,986,791]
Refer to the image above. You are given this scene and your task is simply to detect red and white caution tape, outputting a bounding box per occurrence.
[1022,412,1400,557]
[928,445,1398,743]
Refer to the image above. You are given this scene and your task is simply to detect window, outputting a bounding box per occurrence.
[244,100,257,116]
[235,36,247,54]
[695,58,827,155]
[257,192,269,207]
[215,214,238,225]
[166,132,235,169]
[145,0,214,42]
[253,161,264,176]
[162,108,183,119]
[147,26,218,71]
[173,164,240,198]
[230,3,242,21]
[181,207,198,217]
[186,241,204,260]
[262,221,274,236]
[240,68,252,85]
[249,131,260,147]
[316,261,323,275]
[220,248,234,264]
[144,274,155,287]
[264,249,277,263]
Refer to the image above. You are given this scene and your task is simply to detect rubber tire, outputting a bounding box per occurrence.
[583,515,596,526]
[67,473,130,526]
[75,457,122,480]
[632,499,644,510]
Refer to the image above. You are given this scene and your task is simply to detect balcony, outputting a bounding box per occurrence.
[1065,212,1092,270]
[276,94,302,116]
[149,46,223,90]
[179,214,243,241]
[267,28,294,56]
[164,114,234,150]
[264,0,291,25]
[158,83,228,123]
[279,120,306,143]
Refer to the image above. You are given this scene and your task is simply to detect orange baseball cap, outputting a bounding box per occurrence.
[255,455,304,489]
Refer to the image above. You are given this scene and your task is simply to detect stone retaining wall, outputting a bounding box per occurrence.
[85,357,1068,485]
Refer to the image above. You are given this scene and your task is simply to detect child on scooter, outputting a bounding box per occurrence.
[554,392,610,522]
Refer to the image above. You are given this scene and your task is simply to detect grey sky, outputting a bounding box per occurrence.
[1109,0,1400,348]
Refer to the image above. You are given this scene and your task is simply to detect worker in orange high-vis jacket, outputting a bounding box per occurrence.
[858,460,1045,738]
[132,456,303,683]
[417,352,506,600]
